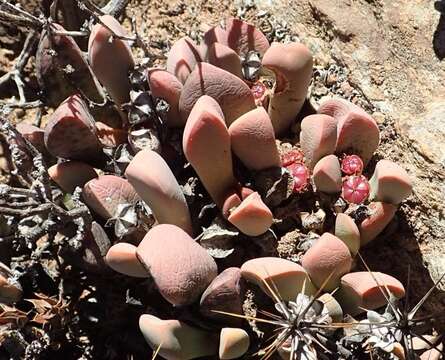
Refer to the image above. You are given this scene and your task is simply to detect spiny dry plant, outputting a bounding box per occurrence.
[0,0,443,359]
[213,260,444,360]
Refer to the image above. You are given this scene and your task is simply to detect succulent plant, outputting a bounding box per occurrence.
[82,174,140,220]
[105,242,149,278]
[48,161,98,193]
[139,314,219,360]
[262,42,313,135]
[136,224,218,305]
[1,9,426,360]
[36,23,104,106]
[125,149,193,234]
[88,15,135,105]
[241,257,317,300]
[301,232,353,291]
[199,267,245,325]
[318,98,380,166]
[335,271,406,316]
[219,327,250,359]
[44,94,103,163]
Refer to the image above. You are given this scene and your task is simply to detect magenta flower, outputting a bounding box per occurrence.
[341,154,364,175]
[287,162,309,193]
[342,175,370,204]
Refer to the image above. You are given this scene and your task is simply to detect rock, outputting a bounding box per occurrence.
[400,101,445,166]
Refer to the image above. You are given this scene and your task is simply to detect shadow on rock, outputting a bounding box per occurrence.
[360,208,445,332]
[433,2,445,60]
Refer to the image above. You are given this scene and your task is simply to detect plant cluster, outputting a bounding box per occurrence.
[0,2,443,360]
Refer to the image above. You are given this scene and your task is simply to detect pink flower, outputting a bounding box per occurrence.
[287,162,309,193]
[341,154,364,175]
[342,175,370,204]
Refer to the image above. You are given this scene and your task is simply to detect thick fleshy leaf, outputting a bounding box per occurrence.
[136,224,217,305]
[88,15,135,105]
[336,271,405,315]
[225,18,270,55]
[44,95,102,162]
[105,242,149,278]
[36,23,104,107]
[166,36,202,84]
[318,99,380,165]
[300,114,337,169]
[200,267,244,325]
[95,121,127,147]
[125,149,192,234]
[221,187,253,219]
[420,342,443,360]
[227,192,273,236]
[312,155,342,193]
[202,24,228,60]
[359,202,397,245]
[262,42,313,135]
[147,68,184,127]
[179,63,255,126]
[139,314,218,360]
[241,257,317,300]
[65,221,112,273]
[183,95,237,207]
[369,159,412,205]
[228,107,280,171]
[208,42,243,78]
[318,293,343,322]
[219,328,250,360]
[82,175,139,219]
[203,18,269,58]
[335,213,360,255]
[48,161,98,193]
[302,233,353,291]
[16,123,46,153]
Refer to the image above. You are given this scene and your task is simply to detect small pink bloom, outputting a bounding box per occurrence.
[281,149,304,167]
[342,175,370,204]
[287,162,309,192]
[250,82,266,100]
[341,154,364,175]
